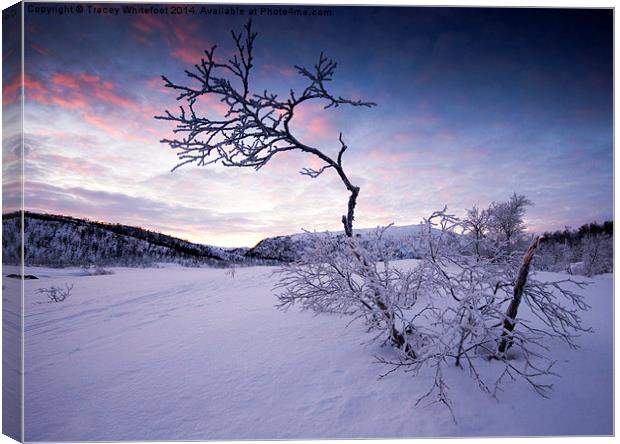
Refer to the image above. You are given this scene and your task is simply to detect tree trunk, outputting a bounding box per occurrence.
[497,236,542,354]
[340,187,416,359]
[342,186,360,237]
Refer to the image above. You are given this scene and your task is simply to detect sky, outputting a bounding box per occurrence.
[4,4,613,247]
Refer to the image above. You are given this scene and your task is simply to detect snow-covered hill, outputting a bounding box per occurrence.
[246,224,428,262]
[2,212,250,267]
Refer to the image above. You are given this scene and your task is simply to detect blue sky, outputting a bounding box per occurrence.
[7,5,613,247]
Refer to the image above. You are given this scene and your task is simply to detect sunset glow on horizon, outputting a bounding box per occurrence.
[5,5,613,247]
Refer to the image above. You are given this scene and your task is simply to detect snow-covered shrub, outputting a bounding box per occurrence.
[581,234,613,276]
[38,283,74,303]
[383,209,591,414]
[226,266,237,279]
[277,227,423,357]
[277,203,591,417]
[535,241,572,273]
[81,266,114,276]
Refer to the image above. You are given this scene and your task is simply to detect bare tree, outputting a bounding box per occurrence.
[488,193,532,253]
[581,234,613,277]
[463,205,490,259]
[157,20,375,237]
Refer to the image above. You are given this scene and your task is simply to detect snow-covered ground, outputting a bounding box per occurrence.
[14,262,612,440]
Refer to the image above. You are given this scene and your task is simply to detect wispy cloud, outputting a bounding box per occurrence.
[17,7,612,246]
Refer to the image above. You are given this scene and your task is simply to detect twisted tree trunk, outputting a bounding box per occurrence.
[342,186,360,237]
[497,236,543,354]
[341,186,415,358]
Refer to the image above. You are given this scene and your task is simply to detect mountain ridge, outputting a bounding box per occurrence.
[2,211,426,267]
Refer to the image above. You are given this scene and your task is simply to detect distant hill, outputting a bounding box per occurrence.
[2,212,426,267]
[2,212,252,267]
[246,224,427,262]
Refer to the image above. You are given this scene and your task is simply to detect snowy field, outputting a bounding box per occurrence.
[14,262,613,440]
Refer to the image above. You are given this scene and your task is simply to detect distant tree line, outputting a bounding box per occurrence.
[535,221,613,276]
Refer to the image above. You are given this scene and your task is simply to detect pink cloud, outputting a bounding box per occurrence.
[133,14,166,34]
[170,47,206,65]
[132,14,210,66]
[306,155,325,170]
[291,103,337,142]
[3,75,22,105]
[307,116,333,138]
[146,77,172,95]
[52,72,100,89]
[24,74,48,104]
[47,71,141,112]
[189,94,230,116]
[170,17,200,46]
[94,88,140,112]
[83,113,122,138]
[79,73,100,83]
[50,95,89,109]
[83,112,153,143]
[52,73,80,89]
[4,73,48,105]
